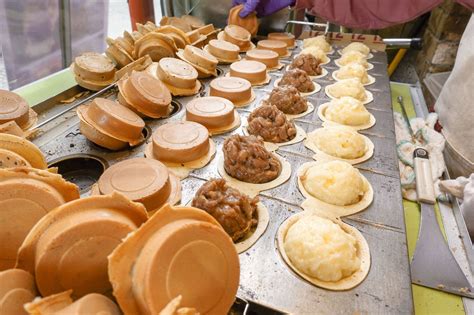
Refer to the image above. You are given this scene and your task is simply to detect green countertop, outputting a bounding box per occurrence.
[14,69,76,107]
[391,82,465,315]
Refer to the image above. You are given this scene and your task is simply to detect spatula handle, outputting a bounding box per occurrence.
[414,148,436,204]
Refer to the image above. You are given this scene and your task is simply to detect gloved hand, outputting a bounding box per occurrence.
[232,0,295,18]
[439,174,474,238]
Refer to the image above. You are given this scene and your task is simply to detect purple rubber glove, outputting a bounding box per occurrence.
[232,0,295,18]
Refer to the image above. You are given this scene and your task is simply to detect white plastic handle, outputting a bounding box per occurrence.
[414,148,436,204]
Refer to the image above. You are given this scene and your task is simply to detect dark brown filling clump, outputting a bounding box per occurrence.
[223,134,281,184]
[278,69,314,93]
[192,178,258,241]
[263,85,308,115]
[289,53,322,76]
[247,105,297,143]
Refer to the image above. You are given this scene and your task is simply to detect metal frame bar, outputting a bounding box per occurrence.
[286,20,421,49]
[58,0,72,68]
[35,83,116,129]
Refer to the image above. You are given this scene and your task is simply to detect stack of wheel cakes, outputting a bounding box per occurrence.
[227,60,270,86]
[0,90,37,133]
[149,57,202,96]
[195,24,220,45]
[154,25,190,49]
[77,15,221,91]
[160,14,205,32]
[105,35,134,69]
[177,44,219,78]
[71,52,116,91]
[210,76,255,107]
[117,70,173,118]
[147,121,212,165]
[92,157,182,213]
[186,28,207,47]
[257,39,289,57]
[133,31,178,61]
[245,48,282,70]
[268,32,296,49]
[185,96,241,134]
[77,97,146,150]
[205,39,241,64]
[218,25,254,52]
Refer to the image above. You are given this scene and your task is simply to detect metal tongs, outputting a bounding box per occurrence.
[285,20,330,35]
[397,96,425,144]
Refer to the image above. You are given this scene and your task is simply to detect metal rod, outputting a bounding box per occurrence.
[286,20,327,27]
[186,0,202,15]
[383,38,419,46]
[35,83,116,129]
[286,20,329,34]
[397,96,415,139]
[284,22,421,49]
[58,0,72,68]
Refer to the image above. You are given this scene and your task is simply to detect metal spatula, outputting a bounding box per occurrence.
[411,148,474,298]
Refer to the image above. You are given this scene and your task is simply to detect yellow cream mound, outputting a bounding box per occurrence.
[284,215,361,282]
[337,63,369,83]
[328,78,366,101]
[303,35,331,53]
[325,96,371,126]
[301,160,368,206]
[311,126,367,159]
[339,51,369,68]
[300,46,329,63]
[342,42,370,56]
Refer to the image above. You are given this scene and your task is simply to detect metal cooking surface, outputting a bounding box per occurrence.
[32,40,413,314]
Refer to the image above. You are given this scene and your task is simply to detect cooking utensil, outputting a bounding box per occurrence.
[411,147,474,298]
[397,96,415,139]
[231,297,288,314]
[285,20,329,34]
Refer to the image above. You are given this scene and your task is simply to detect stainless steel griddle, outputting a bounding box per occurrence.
[30,40,413,314]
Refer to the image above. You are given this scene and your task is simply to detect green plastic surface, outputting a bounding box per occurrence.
[14,69,76,107]
[391,82,464,315]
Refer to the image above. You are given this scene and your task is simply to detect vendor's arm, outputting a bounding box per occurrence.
[234,0,473,29]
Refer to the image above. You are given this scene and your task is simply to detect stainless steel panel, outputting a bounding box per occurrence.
[31,41,413,314]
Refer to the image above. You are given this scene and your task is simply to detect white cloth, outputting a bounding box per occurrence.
[394,112,446,201]
[440,174,474,237]
[436,14,474,170]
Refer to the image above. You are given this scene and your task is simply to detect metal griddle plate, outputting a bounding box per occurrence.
[32,41,413,314]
